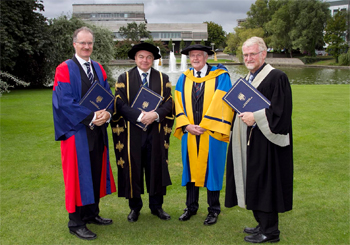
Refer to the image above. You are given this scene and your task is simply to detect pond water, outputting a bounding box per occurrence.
[111,64,349,85]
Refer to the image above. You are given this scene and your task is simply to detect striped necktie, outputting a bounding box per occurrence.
[84,62,94,84]
[195,71,201,98]
[248,74,254,84]
[142,72,148,87]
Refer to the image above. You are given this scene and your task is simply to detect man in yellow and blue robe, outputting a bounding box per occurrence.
[174,44,234,225]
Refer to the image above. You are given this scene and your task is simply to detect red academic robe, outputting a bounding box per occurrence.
[52,59,116,213]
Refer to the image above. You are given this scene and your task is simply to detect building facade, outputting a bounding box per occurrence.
[72,3,208,52]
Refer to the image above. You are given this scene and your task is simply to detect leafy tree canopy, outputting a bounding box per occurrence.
[47,16,116,85]
[324,10,348,63]
[118,22,151,42]
[237,0,330,57]
[0,0,51,87]
[205,21,226,49]
[226,27,265,62]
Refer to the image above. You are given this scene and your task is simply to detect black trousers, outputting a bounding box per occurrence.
[129,126,164,212]
[68,131,104,231]
[252,210,280,236]
[185,182,221,214]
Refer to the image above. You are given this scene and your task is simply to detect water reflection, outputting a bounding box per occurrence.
[111,64,349,85]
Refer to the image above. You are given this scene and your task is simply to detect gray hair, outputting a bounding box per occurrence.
[72,26,95,43]
[242,36,267,52]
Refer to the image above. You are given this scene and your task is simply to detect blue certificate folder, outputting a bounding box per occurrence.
[79,82,114,111]
[223,78,271,114]
[131,86,163,130]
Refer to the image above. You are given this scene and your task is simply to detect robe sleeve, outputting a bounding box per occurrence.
[200,72,234,142]
[114,73,143,124]
[254,71,292,147]
[52,62,91,141]
[155,74,173,121]
[174,74,191,139]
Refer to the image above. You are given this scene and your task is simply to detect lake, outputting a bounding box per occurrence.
[111,64,349,85]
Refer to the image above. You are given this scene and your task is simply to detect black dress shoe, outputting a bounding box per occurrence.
[244,233,280,243]
[69,227,97,240]
[203,212,218,225]
[151,208,171,220]
[244,225,260,234]
[127,210,140,222]
[179,208,197,221]
[87,216,113,225]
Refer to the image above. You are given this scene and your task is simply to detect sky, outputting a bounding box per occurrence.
[40,0,257,33]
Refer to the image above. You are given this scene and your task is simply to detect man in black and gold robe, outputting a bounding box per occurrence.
[111,43,174,222]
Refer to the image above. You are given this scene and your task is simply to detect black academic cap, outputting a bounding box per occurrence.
[128,42,161,60]
[181,44,214,55]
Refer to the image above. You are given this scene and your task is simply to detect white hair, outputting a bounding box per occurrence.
[242,36,267,52]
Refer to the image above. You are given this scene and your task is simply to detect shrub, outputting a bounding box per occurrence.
[338,49,350,66]
[299,56,334,64]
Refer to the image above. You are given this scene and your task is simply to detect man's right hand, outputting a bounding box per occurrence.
[185,124,206,136]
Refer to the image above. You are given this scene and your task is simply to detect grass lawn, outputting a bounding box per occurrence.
[0,85,349,244]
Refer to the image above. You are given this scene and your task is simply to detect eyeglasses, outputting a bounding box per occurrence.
[137,55,154,60]
[243,51,262,58]
[76,42,94,46]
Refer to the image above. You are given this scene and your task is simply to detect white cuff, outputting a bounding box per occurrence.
[137,112,144,122]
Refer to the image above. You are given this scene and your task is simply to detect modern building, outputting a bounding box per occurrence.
[72,3,208,52]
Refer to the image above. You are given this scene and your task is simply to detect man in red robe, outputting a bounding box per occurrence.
[52,26,116,240]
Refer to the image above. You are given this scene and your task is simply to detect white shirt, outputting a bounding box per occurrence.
[75,54,93,80]
[193,64,208,89]
[137,67,151,86]
[194,64,208,78]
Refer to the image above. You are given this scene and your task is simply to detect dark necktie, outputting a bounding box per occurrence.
[142,72,148,87]
[84,62,94,84]
[195,71,201,98]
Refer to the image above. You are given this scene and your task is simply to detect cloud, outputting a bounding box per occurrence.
[41,0,255,33]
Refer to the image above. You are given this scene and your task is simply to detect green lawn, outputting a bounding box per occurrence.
[0,85,349,244]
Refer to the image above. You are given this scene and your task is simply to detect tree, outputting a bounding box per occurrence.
[205,21,226,49]
[240,0,329,56]
[118,22,151,42]
[115,40,139,59]
[242,0,282,38]
[0,71,29,96]
[48,16,117,85]
[0,0,51,87]
[180,39,185,52]
[168,38,173,52]
[226,27,264,61]
[324,10,348,63]
[265,0,295,57]
[289,0,330,56]
[144,39,167,57]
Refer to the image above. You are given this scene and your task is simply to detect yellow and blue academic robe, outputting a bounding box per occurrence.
[174,64,234,191]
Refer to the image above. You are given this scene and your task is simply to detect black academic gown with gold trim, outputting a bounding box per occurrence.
[111,66,174,199]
